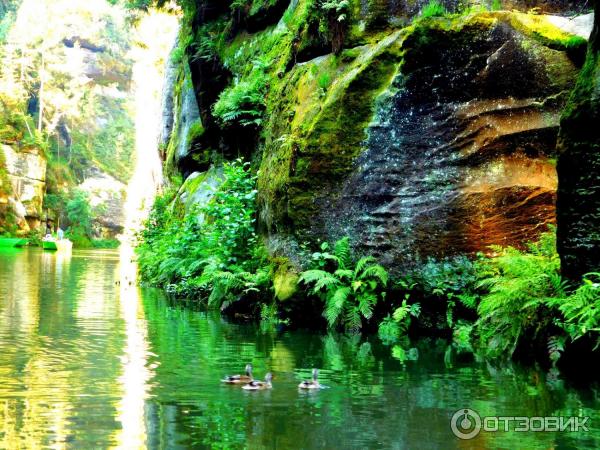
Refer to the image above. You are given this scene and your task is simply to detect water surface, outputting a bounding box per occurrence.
[1,248,599,449]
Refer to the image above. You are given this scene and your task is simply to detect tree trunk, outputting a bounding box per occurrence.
[556,1,600,281]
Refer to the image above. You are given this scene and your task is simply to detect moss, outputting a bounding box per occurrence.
[258,30,403,234]
[187,120,204,143]
[272,257,299,301]
[505,11,588,52]
[0,147,12,196]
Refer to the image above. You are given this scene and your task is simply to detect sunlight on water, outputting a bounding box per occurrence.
[114,244,153,449]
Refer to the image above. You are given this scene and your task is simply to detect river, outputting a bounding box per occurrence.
[0,248,598,449]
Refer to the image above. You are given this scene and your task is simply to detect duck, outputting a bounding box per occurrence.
[242,372,273,391]
[221,363,253,384]
[298,368,323,390]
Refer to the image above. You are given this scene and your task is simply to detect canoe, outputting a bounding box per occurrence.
[0,237,28,248]
[42,239,73,252]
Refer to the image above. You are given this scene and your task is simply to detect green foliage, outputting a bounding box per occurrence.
[320,0,349,23]
[473,228,600,360]
[137,159,272,310]
[546,273,600,346]
[299,237,388,331]
[490,0,502,11]
[420,0,446,18]
[317,72,331,91]
[212,60,268,128]
[65,190,94,239]
[319,0,351,54]
[416,255,480,306]
[92,239,120,249]
[378,315,401,344]
[475,230,564,358]
[378,300,420,345]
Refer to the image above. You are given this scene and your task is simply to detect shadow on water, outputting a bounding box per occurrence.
[0,248,599,449]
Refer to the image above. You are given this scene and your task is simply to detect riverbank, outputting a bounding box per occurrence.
[135,162,600,368]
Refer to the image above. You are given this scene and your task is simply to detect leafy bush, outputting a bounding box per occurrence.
[137,159,272,310]
[92,239,120,249]
[64,189,94,245]
[299,237,388,331]
[415,255,480,306]
[471,228,599,361]
[546,273,600,347]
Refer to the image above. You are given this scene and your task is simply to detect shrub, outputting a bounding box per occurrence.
[137,159,272,310]
[299,237,388,331]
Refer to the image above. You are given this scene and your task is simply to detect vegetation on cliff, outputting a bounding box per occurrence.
[131,0,599,366]
[0,0,136,242]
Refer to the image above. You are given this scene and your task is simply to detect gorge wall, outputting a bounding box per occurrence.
[557,1,599,281]
[162,0,594,271]
[0,0,135,237]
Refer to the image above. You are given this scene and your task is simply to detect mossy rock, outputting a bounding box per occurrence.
[272,258,300,301]
[258,30,403,237]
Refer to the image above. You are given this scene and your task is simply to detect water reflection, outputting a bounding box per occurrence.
[1,248,600,449]
[116,245,153,449]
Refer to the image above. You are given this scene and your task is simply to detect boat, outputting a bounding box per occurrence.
[0,237,29,248]
[42,238,73,252]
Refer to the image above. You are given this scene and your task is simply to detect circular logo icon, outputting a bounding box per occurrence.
[451,408,482,440]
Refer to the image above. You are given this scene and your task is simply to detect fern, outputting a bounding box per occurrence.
[300,237,388,331]
[299,269,340,292]
[334,236,352,269]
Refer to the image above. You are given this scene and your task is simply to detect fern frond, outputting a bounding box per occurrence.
[299,269,340,292]
[354,256,376,277]
[334,237,352,269]
[359,263,388,286]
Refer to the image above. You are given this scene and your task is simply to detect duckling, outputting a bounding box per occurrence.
[221,364,253,384]
[298,368,322,390]
[242,372,273,391]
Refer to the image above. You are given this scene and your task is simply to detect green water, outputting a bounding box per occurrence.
[1,248,599,449]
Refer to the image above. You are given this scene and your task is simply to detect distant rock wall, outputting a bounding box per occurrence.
[78,167,126,238]
[0,144,46,233]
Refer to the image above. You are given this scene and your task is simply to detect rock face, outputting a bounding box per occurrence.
[362,0,589,27]
[258,12,587,268]
[556,2,600,281]
[163,63,203,178]
[330,14,579,266]
[0,144,46,232]
[78,168,126,238]
[166,0,592,271]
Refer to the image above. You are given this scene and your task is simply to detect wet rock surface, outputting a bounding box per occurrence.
[78,167,126,238]
[556,4,600,281]
[262,13,584,268]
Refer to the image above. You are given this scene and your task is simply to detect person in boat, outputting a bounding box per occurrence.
[57,228,64,240]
